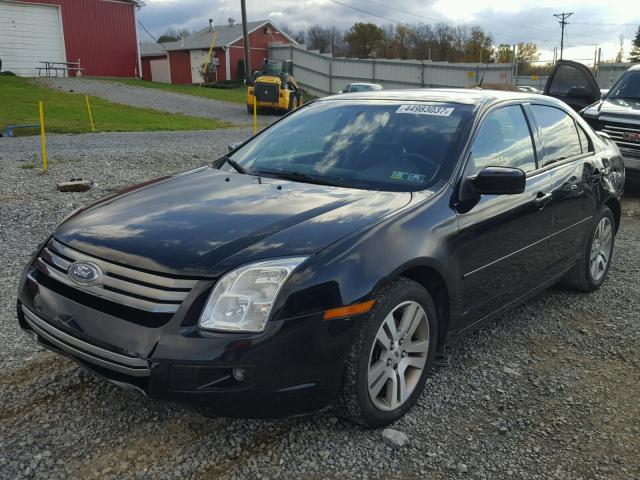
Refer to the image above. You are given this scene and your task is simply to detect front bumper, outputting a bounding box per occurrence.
[17,267,362,418]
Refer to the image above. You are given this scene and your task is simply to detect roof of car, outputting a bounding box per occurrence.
[628,64,640,71]
[323,88,549,106]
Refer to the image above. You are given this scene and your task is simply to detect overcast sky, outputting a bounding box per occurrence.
[138,0,639,64]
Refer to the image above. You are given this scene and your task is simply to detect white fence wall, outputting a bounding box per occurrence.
[514,76,548,89]
[596,63,638,89]
[269,43,514,96]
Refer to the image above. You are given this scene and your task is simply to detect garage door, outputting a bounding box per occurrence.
[150,58,171,83]
[0,1,66,76]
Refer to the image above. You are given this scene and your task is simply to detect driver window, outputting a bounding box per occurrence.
[467,105,536,175]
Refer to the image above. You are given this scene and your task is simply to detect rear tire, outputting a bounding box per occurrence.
[560,206,615,292]
[334,278,438,428]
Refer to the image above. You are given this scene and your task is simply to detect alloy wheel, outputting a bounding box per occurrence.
[590,217,613,283]
[367,301,430,411]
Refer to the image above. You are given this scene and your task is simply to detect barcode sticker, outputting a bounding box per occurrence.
[396,105,454,116]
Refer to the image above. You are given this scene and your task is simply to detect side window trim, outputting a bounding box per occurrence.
[527,151,594,178]
[575,121,593,154]
[522,103,543,167]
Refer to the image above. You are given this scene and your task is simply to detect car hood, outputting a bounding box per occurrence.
[586,97,640,120]
[55,167,412,276]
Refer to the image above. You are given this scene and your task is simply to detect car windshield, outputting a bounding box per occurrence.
[606,71,640,100]
[351,84,374,92]
[263,62,282,76]
[229,100,471,191]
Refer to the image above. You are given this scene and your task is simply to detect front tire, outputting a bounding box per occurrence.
[334,278,438,428]
[561,206,615,292]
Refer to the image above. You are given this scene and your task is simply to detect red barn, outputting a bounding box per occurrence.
[0,0,141,77]
[140,19,296,84]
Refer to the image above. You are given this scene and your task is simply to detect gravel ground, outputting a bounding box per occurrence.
[34,77,273,127]
[1,131,639,480]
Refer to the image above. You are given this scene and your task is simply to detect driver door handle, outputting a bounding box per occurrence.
[533,191,553,209]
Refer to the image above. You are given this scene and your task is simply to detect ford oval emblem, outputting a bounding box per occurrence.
[68,261,102,286]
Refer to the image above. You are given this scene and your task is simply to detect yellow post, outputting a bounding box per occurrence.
[85,94,96,132]
[38,101,48,172]
[200,31,218,86]
[253,96,257,134]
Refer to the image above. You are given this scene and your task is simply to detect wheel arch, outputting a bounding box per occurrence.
[396,264,450,352]
[604,196,621,233]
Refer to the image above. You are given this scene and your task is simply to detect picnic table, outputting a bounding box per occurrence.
[37,61,85,78]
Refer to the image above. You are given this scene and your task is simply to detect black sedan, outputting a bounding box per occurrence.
[17,89,624,427]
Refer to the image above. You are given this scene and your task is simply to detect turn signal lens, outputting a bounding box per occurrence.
[323,300,375,320]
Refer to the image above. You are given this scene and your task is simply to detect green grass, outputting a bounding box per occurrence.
[0,76,229,136]
[99,77,248,104]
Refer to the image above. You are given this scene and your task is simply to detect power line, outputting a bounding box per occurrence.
[326,0,606,51]
[358,0,556,34]
[326,0,409,25]
[572,21,639,26]
[137,20,168,51]
[553,12,573,59]
[356,0,442,24]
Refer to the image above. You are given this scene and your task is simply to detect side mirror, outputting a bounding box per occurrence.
[470,166,526,195]
[567,85,592,100]
[227,142,242,152]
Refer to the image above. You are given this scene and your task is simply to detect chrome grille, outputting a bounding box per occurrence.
[35,239,198,313]
[601,122,640,156]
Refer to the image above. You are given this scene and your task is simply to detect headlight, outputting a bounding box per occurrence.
[199,257,308,333]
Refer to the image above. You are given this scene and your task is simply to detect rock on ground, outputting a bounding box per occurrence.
[381,428,410,449]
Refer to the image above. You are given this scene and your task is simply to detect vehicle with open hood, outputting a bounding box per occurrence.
[544,60,640,178]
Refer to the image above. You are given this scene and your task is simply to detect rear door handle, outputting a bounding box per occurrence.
[534,192,553,209]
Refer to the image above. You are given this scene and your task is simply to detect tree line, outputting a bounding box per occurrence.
[285,22,545,72]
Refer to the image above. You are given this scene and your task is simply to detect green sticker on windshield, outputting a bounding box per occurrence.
[391,171,426,182]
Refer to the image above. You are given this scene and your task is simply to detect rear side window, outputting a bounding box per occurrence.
[577,125,591,153]
[548,64,592,95]
[467,105,536,174]
[531,105,582,165]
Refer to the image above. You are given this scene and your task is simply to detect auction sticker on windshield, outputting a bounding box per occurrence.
[396,105,454,116]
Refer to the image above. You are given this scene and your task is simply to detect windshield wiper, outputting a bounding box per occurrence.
[255,169,343,187]
[219,155,247,174]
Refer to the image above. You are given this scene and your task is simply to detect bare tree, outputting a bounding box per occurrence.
[307,25,331,52]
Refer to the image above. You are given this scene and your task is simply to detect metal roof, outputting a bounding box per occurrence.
[140,20,295,56]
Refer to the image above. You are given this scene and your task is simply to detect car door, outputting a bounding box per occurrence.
[528,103,599,273]
[453,104,555,327]
[544,60,601,112]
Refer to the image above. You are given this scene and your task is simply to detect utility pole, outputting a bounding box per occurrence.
[553,12,573,60]
[240,0,251,83]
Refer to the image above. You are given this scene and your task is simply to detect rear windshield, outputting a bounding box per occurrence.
[229,101,471,191]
